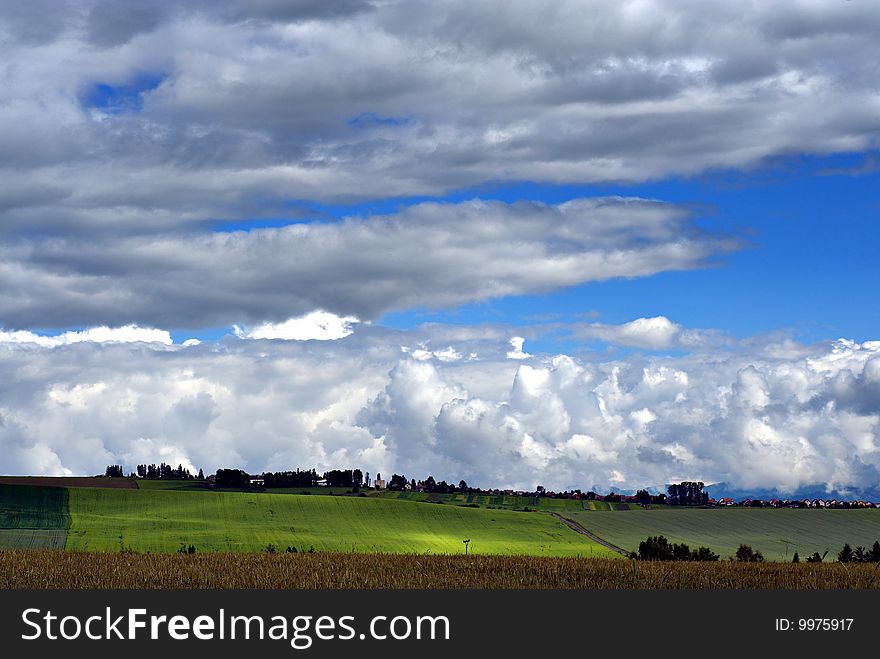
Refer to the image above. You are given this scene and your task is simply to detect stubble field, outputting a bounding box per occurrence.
[2,550,880,589]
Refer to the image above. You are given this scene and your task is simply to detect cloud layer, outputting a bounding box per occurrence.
[0,197,732,328]
[1,322,878,495]
[0,0,878,237]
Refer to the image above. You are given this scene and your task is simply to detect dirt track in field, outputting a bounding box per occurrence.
[550,512,630,556]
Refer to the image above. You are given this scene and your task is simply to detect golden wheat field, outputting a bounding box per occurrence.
[2,550,880,589]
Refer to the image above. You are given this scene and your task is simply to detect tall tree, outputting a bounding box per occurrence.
[735,545,764,562]
[389,474,409,490]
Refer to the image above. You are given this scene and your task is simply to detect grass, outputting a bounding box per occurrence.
[65,487,616,557]
[3,551,880,589]
[566,508,880,561]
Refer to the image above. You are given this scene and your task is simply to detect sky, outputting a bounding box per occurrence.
[0,0,878,495]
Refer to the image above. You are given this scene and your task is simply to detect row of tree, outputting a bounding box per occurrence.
[837,541,880,563]
[262,469,321,487]
[387,474,469,493]
[633,537,880,564]
[214,468,250,487]
[635,538,768,562]
[215,467,368,489]
[136,463,201,480]
[99,467,757,511]
[665,481,709,506]
[323,469,364,488]
[104,461,711,505]
[105,463,203,480]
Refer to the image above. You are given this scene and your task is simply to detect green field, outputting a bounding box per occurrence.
[566,508,880,561]
[65,487,616,556]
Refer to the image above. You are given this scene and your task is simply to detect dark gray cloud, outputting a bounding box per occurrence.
[0,0,877,238]
[0,197,735,329]
[85,3,166,47]
[220,0,375,22]
[0,0,74,45]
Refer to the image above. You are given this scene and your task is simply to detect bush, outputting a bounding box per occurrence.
[735,544,764,562]
[265,543,277,554]
[691,546,720,561]
[638,535,675,560]
[635,536,717,561]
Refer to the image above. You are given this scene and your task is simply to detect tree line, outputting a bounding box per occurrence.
[215,468,365,489]
[105,463,203,480]
[837,541,880,563]
[387,474,469,493]
[633,536,720,561]
[97,467,731,508]
[633,536,880,563]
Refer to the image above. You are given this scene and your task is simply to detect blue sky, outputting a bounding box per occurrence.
[189,150,879,353]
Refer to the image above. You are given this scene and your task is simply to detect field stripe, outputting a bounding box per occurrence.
[0,484,71,529]
[0,529,67,550]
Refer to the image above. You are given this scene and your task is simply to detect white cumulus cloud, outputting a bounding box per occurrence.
[235,311,359,341]
[0,325,173,347]
[0,322,877,496]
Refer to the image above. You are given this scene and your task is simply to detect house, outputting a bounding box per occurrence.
[374,473,386,489]
[249,476,264,487]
